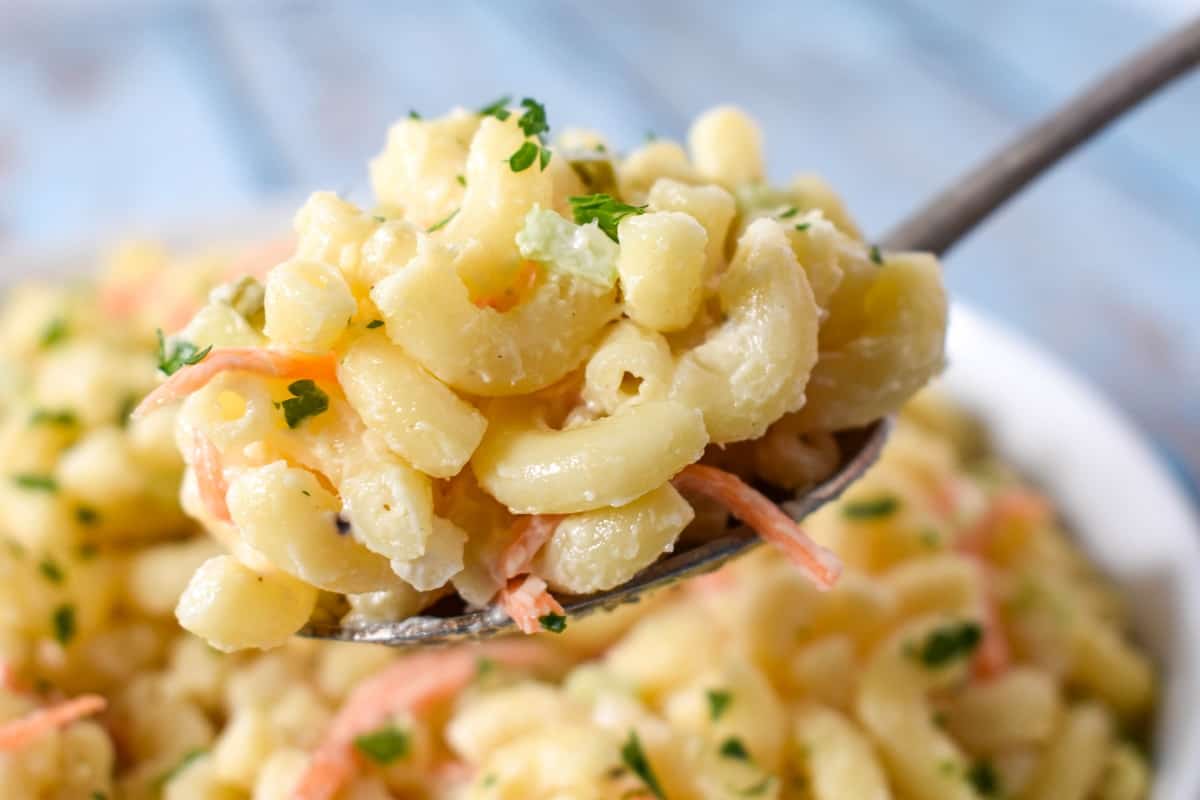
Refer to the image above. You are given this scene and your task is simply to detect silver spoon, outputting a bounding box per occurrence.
[303,16,1200,646]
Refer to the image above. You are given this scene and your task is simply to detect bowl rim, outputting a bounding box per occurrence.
[943,303,1200,799]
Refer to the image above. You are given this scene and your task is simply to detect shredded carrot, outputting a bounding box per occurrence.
[957,489,1052,557]
[192,430,232,523]
[496,515,563,581]
[0,695,106,751]
[0,662,25,694]
[294,641,552,800]
[672,464,842,590]
[952,490,1048,680]
[498,575,565,634]
[687,564,738,595]
[132,348,338,421]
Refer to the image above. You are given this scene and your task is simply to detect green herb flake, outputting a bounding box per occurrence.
[913,621,983,668]
[408,109,421,120]
[13,473,57,492]
[869,244,884,265]
[539,613,567,633]
[52,604,75,646]
[568,194,648,242]
[539,146,553,170]
[620,731,666,799]
[508,140,540,172]
[156,329,212,376]
[77,542,99,560]
[967,761,1001,796]
[645,130,657,142]
[481,773,497,788]
[516,97,549,140]
[740,776,774,796]
[476,656,496,678]
[778,206,799,219]
[706,689,732,721]
[280,380,329,429]
[75,506,100,526]
[427,208,459,233]
[353,725,411,764]
[30,409,77,427]
[372,215,387,223]
[719,737,751,761]
[40,318,68,348]
[920,528,942,549]
[932,709,948,729]
[842,495,900,520]
[91,793,107,800]
[478,95,513,121]
[456,174,467,187]
[38,559,64,584]
[156,748,208,788]
[366,319,384,329]
[794,222,811,232]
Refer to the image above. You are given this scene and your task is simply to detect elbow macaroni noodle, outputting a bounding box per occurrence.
[0,101,1155,798]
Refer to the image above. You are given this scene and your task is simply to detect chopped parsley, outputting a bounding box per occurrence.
[75,505,100,526]
[427,208,459,233]
[740,777,774,796]
[508,140,540,172]
[91,793,107,800]
[13,473,57,492]
[353,725,411,764]
[38,559,64,584]
[920,528,942,548]
[539,613,567,633]
[516,97,549,139]
[778,206,799,219]
[842,495,900,520]
[569,194,647,241]
[620,731,666,799]
[967,761,1001,796]
[719,737,751,761]
[155,329,212,376]
[456,173,467,187]
[77,542,99,560]
[911,621,982,668]
[408,109,421,120]
[30,409,77,427]
[645,130,657,141]
[869,244,884,265]
[280,380,329,429]
[52,604,75,646]
[40,318,68,348]
[366,319,384,329]
[478,95,513,121]
[476,656,496,678]
[156,748,208,788]
[706,689,732,721]
[794,222,811,232]
[372,215,387,223]
[481,773,497,788]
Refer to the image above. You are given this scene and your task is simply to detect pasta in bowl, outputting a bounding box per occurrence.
[131,100,949,649]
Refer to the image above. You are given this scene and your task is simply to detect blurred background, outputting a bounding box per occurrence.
[0,0,1197,496]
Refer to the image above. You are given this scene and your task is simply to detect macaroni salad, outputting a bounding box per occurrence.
[0,319,1157,800]
[132,102,949,648]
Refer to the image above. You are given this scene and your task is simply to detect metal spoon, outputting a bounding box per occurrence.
[303,16,1200,646]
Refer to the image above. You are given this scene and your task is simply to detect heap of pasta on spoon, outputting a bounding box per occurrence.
[133,99,948,650]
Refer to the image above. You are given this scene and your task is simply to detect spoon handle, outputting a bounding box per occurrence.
[882,16,1200,256]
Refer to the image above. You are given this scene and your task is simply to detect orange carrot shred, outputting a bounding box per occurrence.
[0,695,106,751]
[496,515,563,581]
[192,430,232,524]
[133,348,338,421]
[672,464,842,590]
[294,641,552,800]
[498,575,565,634]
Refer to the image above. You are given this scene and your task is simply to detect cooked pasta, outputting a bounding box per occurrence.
[130,101,949,646]
[0,286,1157,799]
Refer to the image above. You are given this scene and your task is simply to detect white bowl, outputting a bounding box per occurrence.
[943,304,1200,799]
[3,231,1198,797]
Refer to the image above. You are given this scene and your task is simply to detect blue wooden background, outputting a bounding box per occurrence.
[1,0,1198,496]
